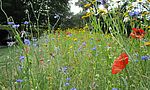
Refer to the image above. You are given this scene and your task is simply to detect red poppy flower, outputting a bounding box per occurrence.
[112,52,129,74]
[130,28,145,39]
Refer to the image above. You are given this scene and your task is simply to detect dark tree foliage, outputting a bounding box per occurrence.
[0,0,26,24]
[61,13,84,29]
[0,0,70,26]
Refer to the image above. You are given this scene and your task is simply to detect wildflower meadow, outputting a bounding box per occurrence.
[0,0,150,90]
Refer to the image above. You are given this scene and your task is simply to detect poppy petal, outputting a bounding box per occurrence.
[132,28,138,32]
[112,53,128,74]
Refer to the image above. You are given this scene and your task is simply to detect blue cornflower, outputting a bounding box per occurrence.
[82,42,86,46]
[141,56,149,60]
[62,66,68,73]
[12,24,20,28]
[19,56,25,62]
[134,11,140,16]
[99,0,106,5]
[24,39,30,45]
[16,79,23,83]
[92,46,96,50]
[66,78,71,81]
[65,82,70,86]
[129,12,135,16]
[7,22,14,25]
[23,21,29,25]
[112,88,118,90]
[70,88,77,90]
[129,11,140,16]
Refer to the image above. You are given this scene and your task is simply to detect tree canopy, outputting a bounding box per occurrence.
[0,0,71,26]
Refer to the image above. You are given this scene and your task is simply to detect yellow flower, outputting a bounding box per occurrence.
[123,12,129,17]
[81,15,86,19]
[127,6,133,10]
[147,0,150,2]
[83,24,89,30]
[144,42,150,46]
[84,3,91,8]
[86,12,93,16]
[105,34,111,38]
[141,11,149,16]
[81,12,93,19]
[98,8,108,14]
[73,38,77,41]
[137,0,144,2]
[147,26,150,29]
[69,45,73,49]
[92,0,96,4]
[82,30,85,33]
[89,7,94,11]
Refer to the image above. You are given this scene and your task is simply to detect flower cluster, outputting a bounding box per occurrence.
[130,28,145,39]
[129,11,140,16]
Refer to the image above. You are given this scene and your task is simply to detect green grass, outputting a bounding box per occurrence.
[0,30,149,90]
[0,46,20,90]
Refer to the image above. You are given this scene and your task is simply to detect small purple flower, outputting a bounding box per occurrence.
[92,46,96,50]
[70,88,77,90]
[19,56,25,62]
[65,82,70,86]
[24,39,30,45]
[12,24,20,28]
[141,56,149,60]
[62,66,68,73]
[23,21,29,25]
[82,42,86,46]
[112,88,118,90]
[129,11,140,16]
[66,78,71,81]
[134,11,140,16]
[129,12,135,16]
[16,79,23,83]
[7,22,15,25]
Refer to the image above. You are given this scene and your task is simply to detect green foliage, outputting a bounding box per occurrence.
[60,13,85,29]
[0,0,71,26]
